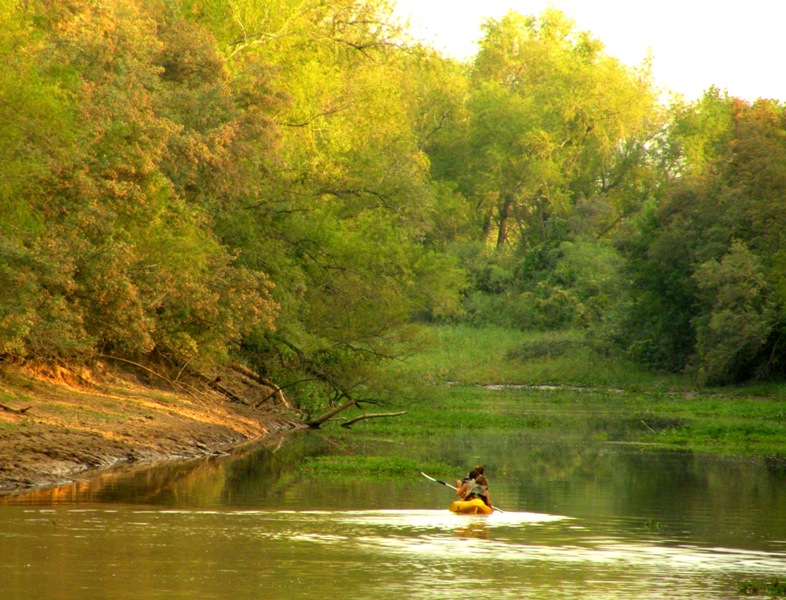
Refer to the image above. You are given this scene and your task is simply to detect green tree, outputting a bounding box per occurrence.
[466,9,659,251]
[181,0,467,413]
[0,3,81,356]
[0,0,279,366]
[614,93,786,382]
[430,9,661,332]
[693,241,776,384]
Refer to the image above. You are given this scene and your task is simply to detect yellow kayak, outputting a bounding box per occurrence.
[449,498,493,515]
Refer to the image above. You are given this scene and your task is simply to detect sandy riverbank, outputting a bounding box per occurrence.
[0,361,302,494]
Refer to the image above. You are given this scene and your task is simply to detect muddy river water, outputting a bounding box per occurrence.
[2,427,786,598]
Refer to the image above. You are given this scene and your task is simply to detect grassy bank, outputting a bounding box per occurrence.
[322,325,786,460]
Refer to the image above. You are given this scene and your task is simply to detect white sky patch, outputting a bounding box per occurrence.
[393,0,786,101]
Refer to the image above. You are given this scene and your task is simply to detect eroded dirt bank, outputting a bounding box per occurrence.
[0,361,303,493]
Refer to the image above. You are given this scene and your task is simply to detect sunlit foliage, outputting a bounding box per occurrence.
[2,0,785,397]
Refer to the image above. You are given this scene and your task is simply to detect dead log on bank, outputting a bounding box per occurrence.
[340,411,407,428]
[0,404,31,415]
[229,363,293,410]
[208,378,249,405]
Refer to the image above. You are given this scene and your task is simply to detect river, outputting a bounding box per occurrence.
[2,425,786,598]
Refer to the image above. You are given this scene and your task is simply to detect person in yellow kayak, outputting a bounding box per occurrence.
[455,467,492,508]
[456,464,485,488]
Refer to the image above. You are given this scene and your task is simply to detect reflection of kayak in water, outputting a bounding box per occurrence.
[449,498,494,515]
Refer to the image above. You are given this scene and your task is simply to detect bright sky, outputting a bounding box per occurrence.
[393,0,786,102]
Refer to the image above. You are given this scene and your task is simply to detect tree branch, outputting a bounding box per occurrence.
[305,395,357,428]
[340,411,406,428]
[99,354,201,401]
[0,404,31,415]
[281,104,351,128]
[229,362,293,410]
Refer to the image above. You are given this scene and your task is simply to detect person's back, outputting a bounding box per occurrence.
[456,469,478,498]
[466,474,490,506]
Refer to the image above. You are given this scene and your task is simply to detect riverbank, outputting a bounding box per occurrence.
[0,361,303,493]
[3,325,786,493]
[324,325,786,462]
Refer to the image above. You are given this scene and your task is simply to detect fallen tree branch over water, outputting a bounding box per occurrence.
[305,396,357,428]
[340,411,406,428]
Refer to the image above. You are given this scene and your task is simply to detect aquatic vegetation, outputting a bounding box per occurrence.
[360,325,786,457]
[738,578,786,597]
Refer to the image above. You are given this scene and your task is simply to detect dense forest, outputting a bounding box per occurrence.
[2,0,785,414]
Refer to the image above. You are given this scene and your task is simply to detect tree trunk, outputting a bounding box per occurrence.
[496,194,514,249]
[305,397,358,428]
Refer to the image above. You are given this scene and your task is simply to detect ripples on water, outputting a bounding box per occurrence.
[4,506,784,599]
[4,433,786,599]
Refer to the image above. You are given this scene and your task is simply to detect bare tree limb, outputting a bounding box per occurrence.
[0,404,31,415]
[229,362,294,410]
[340,411,406,428]
[305,396,357,428]
[208,378,249,405]
[99,354,201,401]
[281,104,351,128]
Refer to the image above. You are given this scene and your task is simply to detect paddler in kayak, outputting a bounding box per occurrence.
[449,469,493,514]
[456,464,485,489]
[455,470,475,494]
[467,475,492,507]
[455,469,493,508]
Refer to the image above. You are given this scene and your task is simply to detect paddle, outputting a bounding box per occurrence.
[420,471,458,491]
[420,471,504,513]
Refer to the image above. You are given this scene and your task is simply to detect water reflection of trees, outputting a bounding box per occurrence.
[415,426,786,550]
[7,431,327,507]
[506,438,786,549]
[8,428,786,554]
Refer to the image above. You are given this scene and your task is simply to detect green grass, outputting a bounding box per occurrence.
[0,388,34,405]
[397,325,689,391]
[350,324,786,458]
